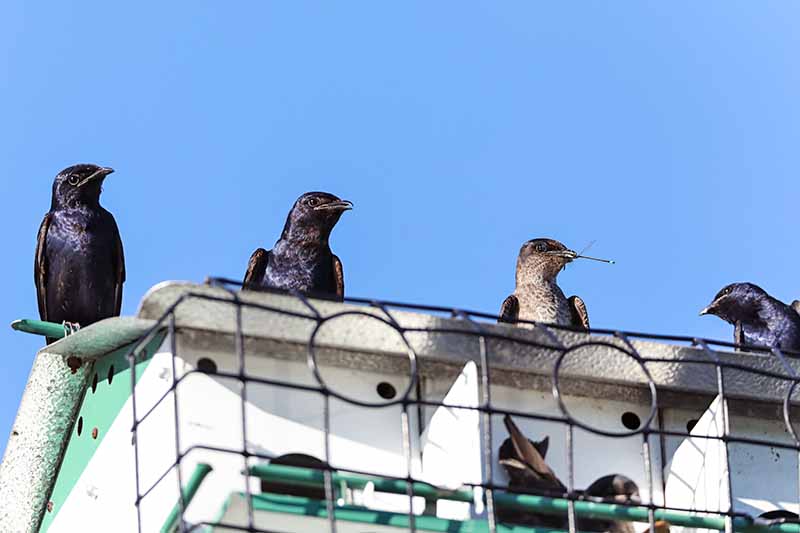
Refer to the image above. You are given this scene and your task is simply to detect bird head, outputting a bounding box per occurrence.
[51,164,114,209]
[585,474,641,504]
[517,238,578,280]
[699,282,768,324]
[280,191,353,242]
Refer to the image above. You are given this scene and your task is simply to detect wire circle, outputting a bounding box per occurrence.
[783,379,800,445]
[307,310,419,408]
[552,341,658,437]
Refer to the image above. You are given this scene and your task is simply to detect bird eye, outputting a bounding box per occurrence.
[535,242,548,252]
[307,198,319,207]
[68,176,80,186]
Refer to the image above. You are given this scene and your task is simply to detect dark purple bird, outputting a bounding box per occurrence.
[700,283,800,353]
[243,192,352,300]
[35,164,125,344]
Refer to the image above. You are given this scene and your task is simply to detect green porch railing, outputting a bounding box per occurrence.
[249,463,800,533]
[10,319,70,339]
[160,463,214,533]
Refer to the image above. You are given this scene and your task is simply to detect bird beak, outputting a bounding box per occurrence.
[548,249,578,260]
[77,167,114,187]
[699,301,717,316]
[314,200,353,212]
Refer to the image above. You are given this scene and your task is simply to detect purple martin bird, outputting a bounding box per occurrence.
[243,192,352,300]
[498,416,660,533]
[35,164,125,344]
[580,475,642,533]
[497,415,567,528]
[700,283,800,353]
[498,238,612,330]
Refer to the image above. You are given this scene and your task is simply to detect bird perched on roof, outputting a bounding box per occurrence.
[498,238,612,330]
[35,164,125,344]
[700,282,800,353]
[497,415,567,528]
[243,192,352,300]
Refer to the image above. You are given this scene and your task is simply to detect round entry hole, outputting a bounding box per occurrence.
[377,382,397,400]
[621,412,641,431]
[197,358,218,374]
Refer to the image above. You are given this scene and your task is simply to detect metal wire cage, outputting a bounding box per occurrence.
[122,278,800,533]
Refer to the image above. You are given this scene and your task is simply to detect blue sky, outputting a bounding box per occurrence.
[1,2,799,455]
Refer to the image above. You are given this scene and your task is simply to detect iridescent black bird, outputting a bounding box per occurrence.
[242,192,352,300]
[35,164,125,344]
[498,238,612,330]
[580,475,641,533]
[700,283,800,352]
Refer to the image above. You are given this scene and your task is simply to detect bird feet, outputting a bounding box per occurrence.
[62,321,81,337]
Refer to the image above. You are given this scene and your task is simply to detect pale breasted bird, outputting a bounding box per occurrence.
[700,282,800,352]
[243,192,352,300]
[35,164,125,344]
[498,238,611,330]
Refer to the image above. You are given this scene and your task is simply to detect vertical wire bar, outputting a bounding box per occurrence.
[369,301,418,533]
[322,392,338,533]
[566,423,577,533]
[697,340,734,533]
[642,431,656,533]
[539,322,571,533]
[615,332,657,533]
[771,347,800,522]
[454,311,496,533]
[169,314,187,532]
[401,404,417,533]
[234,299,255,531]
[717,362,735,533]
[130,328,144,533]
[291,291,335,533]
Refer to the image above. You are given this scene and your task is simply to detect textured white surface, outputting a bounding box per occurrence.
[0,317,155,533]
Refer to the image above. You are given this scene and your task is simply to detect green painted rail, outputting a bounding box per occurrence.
[10,319,70,339]
[160,463,214,533]
[249,463,800,533]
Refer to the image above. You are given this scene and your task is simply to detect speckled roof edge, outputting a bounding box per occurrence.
[0,317,156,533]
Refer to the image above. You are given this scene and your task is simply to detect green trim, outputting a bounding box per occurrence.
[39,332,166,532]
[11,319,68,339]
[249,463,473,503]
[250,464,800,533]
[160,463,214,533]
[229,491,559,533]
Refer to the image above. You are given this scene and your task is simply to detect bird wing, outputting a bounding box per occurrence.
[792,301,800,316]
[34,213,52,321]
[503,415,565,490]
[112,218,126,317]
[498,295,519,324]
[568,295,590,330]
[243,248,270,290]
[332,254,345,299]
